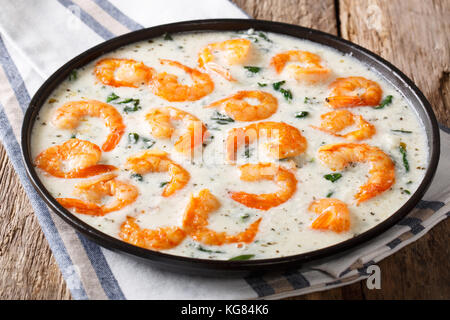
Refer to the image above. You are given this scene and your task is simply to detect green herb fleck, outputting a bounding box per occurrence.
[244,144,251,158]
[142,137,156,149]
[244,66,261,73]
[326,191,334,198]
[258,32,272,42]
[280,88,293,101]
[403,189,411,195]
[119,98,141,113]
[160,181,169,188]
[295,111,309,118]
[68,70,77,81]
[197,245,224,254]
[228,254,255,261]
[131,173,143,182]
[272,80,286,91]
[128,132,139,144]
[106,92,120,102]
[391,129,412,134]
[324,173,342,182]
[399,142,410,172]
[257,82,267,87]
[211,111,234,124]
[241,213,250,221]
[70,133,77,139]
[163,33,173,40]
[375,95,393,109]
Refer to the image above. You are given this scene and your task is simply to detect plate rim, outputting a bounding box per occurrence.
[21,18,440,274]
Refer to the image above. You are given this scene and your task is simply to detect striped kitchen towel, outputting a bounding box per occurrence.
[0,0,448,299]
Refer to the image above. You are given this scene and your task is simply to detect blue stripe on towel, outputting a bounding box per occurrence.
[57,0,115,39]
[416,200,445,211]
[0,37,31,111]
[283,270,310,289]
[77,234,125,299]
[244,276,275,297]
[0,106,89,300]
[0,33,121,299]
[92,0,143,31]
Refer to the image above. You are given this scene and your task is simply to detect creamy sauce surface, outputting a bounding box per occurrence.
[31,30,428,260]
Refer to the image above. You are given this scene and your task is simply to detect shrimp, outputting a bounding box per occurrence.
[94,58,154,87]
[270,50,331,83]
[205,90,278,121]
[182,189,262,245]
[124,149,190,197]
[198,38,251,80]
[145,107,207,155]
[34,139,117,178]
[317,143,395,204]
[57,173,138,215]
[52,100,125,152]
[226,121,307,162]
[229,163,297,210]
[326,77,382,108]
[311,110,376,141]
[120,216,186,250]
[309,198,350,233]
[149,59,214,102]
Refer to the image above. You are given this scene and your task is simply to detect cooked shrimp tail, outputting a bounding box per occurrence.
[309,198,350,232]
[229,163,297,210]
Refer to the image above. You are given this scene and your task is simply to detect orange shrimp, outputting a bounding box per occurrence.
[149,59,214,102]
[124,149,190,197]
[57,173,138,215]
[145,107,207,155]
[205,90,278,121]
[182,189,261,245]
[119,216,186,250]
[326,77,382,108]
[317,143,395,204]
[94,58,154,87]
[34,139,117,178]
[270,50,331,83]
[226,121,307,162]
[52,100,125,152]
[309,198,350,233]
[198,38,251,80]
[311,110,376,141]
[229,163,297,210]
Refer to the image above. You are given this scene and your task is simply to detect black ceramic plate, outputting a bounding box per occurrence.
[21,19,440,276]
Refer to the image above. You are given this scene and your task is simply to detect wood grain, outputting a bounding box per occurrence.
[0,0,448,300]
[0,143,71,299]
[339,0,450,127]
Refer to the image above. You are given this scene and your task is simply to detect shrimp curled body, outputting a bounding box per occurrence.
[145,107,207,155]
[229,163,297,210]
[150,59,214,102]
[326,77,382,108]
[57,173,138,215]
[182,189,261,245]
[34,139,117,178]
[309,198,351,233]
[270,50,331,83]
[226,121,307,162]
[52,100,125,152]
[206,90,278,121]
[94,58,154,88]
[198,38,252,81]
[124,149,190,197]
[120,217,186,250]
[317,143,395,204]
[311,110,376,141]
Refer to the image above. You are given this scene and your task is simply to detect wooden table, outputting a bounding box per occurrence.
[0,0,448,299]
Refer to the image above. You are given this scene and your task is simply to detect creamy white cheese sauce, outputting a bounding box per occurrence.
[31,30,428,260]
